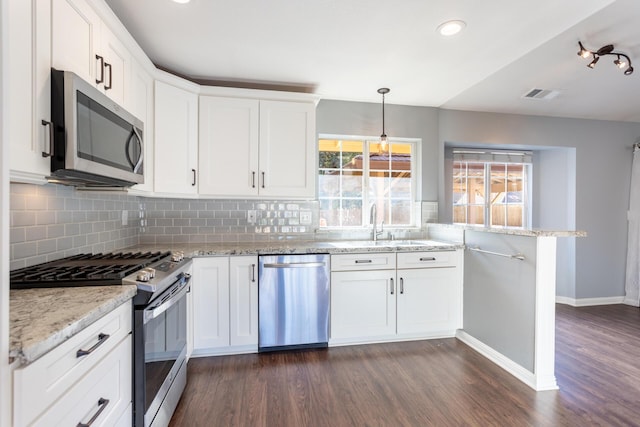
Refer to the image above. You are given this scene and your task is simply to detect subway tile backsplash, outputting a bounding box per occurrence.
[10,183,429,269]
[9,183,320,268]
[9,183,141,270]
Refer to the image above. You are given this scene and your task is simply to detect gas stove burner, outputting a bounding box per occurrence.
[10,251,171,289]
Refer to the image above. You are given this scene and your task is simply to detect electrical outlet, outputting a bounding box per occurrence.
[121,210,128,226]
[300,210,312,225]
[247,210,257,224]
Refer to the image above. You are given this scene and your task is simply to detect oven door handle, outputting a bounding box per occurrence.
[143,273,191,324]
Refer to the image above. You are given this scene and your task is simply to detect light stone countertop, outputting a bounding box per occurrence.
[10,285,137,365]
[427,223,587,238]
[124,239,464,257]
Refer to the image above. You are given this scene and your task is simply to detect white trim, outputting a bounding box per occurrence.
[556,296,627,307]
[534,236,558,391]
[456,330,558,391]
[1,0,12,424]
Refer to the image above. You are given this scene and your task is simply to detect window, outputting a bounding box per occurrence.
[452,149,532,228]
[318,137,419,228]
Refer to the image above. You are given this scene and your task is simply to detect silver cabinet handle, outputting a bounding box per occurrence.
[261,171,265,188]
[77,397,109,427]
[419,257,436,262]
[76,333,110,358]
[191,169,196,186]
[251,263,256,282]
[95,55,104,84]
[41,120,54,157]
[355,260,372,264]
[104,62,112,90]
[251,171,256,188]
[263,262,326,268]
[400,277,404,294]
[390,278,394,295]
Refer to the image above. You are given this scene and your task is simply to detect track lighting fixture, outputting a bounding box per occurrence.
[577,41,634,75]
[378,87,390,149]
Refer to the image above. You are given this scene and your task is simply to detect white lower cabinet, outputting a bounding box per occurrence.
[330,269,397,341]
[191,256,258,356]
[330,250,462,346]
[13,301,133,427]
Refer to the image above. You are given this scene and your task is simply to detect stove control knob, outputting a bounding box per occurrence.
[145,268,156,279]
[171,251,184,262]
[137,271,150,282]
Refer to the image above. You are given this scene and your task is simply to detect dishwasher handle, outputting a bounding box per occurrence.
[263,262,326,268]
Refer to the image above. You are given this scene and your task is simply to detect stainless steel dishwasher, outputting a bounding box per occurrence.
[258,254,330,352]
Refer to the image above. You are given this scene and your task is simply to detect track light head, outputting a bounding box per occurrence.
[577,41,591,58]
[614,56,626,69]
[588,56,599,68]
[625,66,634,76]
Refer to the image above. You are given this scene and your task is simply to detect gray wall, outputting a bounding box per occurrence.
[316,100,440,201]
[439,110,640,299]
[318,100,640,299]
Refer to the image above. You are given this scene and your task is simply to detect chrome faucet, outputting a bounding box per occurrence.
[370,204,384,241]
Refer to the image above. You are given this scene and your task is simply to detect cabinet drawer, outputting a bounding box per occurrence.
[397,251,458,269]
[331,253,396,271]
[29,335,132,427]
[14,301,132,426]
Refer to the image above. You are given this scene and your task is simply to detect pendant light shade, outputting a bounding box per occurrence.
[378,88,390,148]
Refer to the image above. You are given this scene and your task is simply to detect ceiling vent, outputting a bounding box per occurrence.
[522,88,560,100]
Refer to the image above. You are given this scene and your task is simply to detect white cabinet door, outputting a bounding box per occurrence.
[192,258,230,351]
[8,0,51,183]
[198,96,259,196]
[229,256,258,348]
[51,0,101,85]
[330,270,396,341]
[128,60,154,193]
[259,100,316,198]
[154,80,198,195]
[397,267,461,335]
[100,24,130,107]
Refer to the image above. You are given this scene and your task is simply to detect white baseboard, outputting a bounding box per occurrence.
[456,330,558,391]
[556,296,625,307]
[623,297,640,307]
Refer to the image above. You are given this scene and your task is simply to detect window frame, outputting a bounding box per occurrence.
[318,134,422,230]
[452,150,532,229]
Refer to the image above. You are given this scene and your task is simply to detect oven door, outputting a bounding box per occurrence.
[134,273,190,427]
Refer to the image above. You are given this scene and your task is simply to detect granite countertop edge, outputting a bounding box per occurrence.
[123,240,466,257]
[10,285,137,365]
[427,223,587,237]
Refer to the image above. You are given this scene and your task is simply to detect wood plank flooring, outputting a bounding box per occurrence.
[169,304,640,426]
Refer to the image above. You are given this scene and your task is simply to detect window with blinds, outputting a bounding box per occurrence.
[452,149,532,228]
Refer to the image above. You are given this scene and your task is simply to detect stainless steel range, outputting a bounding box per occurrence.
[10,251,193,427]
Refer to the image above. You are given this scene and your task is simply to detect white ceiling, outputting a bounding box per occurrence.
[104,0,640,122]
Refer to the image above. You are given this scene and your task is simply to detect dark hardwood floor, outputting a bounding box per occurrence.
[169,304,640,426]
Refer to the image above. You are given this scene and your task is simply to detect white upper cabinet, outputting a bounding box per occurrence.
[8,0,52,183]
[199,97,260,196]
[258,100,316,198]
[154,78,199,196]
[51,0,131,106]
[128,59,154,193]
[198,92,317,199]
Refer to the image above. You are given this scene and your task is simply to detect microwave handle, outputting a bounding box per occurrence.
[125,127,144,173]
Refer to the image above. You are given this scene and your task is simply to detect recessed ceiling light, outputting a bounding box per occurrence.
[172,0,191,4]
[437,20,466,36]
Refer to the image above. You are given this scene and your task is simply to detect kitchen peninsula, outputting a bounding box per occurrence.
[429,223,586,390]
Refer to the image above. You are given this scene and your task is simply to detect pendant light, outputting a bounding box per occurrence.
[378,88,390,151]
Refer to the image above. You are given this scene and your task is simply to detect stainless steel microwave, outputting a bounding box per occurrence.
[48,69,144,187]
